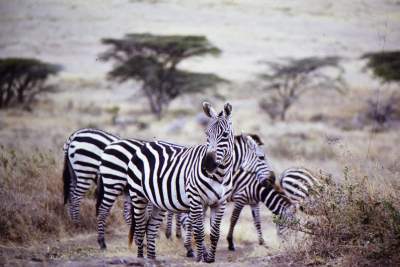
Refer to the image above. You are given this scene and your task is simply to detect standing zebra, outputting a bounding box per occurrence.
[63,128,120,223]
[126,102,235,263]
[96,138,184,249]
[164,133,275,241]
[279,167,319,211]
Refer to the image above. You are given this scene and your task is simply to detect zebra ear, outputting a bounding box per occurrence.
[224,102,232,117]
[245,135,258,149]
[203,102,217,118]
[248,134,264,145]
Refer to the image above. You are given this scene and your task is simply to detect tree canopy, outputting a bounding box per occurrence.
[0,58,61,109]
[100,33,225,118]
[259,56,346,120]
[362,51,400,83]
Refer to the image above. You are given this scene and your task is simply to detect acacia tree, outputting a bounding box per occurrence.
[0,58,60,109]
[362,51,400,127]
[258,56,346,121]
[100,33,225,118]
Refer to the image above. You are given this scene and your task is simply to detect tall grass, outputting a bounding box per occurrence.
[0,145,122,245]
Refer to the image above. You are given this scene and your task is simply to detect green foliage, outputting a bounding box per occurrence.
[362,51,400,82]
[101,33,225,118]
[0,58,61,109]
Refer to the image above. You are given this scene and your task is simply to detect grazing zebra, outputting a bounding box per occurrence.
[126,102,235,263]
[63,128,120,223]
[164,133,275,242]
[279,167,319,211]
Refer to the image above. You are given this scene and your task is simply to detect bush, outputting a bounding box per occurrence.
[286,170,400,266]
[0,146,123,245]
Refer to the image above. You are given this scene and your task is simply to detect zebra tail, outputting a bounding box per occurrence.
[63,153,73,205]
[128,203,135,249]
[96,175,105,216]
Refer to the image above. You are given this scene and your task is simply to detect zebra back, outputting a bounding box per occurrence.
[279,167,319,205]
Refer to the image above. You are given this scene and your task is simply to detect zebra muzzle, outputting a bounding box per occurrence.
[203,152,219,174]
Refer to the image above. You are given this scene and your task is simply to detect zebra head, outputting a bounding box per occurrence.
[202,102,234,175]
[240,134,276,186]
[276,203,297,239]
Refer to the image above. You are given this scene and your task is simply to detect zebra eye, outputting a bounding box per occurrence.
[222,131,229,138]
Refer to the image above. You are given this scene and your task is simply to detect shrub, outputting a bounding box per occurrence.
[285,170,400,266]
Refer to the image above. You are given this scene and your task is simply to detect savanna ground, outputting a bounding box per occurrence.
[1,0,400,266]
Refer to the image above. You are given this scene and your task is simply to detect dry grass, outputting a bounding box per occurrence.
[283,167,400,266]
[0,145,124,245]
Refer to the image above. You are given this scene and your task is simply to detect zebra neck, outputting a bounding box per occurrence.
[259,186,290,216]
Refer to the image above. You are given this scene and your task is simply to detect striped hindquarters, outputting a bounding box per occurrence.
[63,128,119,222]
[279,167,319,205]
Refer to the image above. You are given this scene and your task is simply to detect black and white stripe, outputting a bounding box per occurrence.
[63,128,119,223]
[127,102,235,263]
[279,167,319,210]
[96,138,183,249]
[226,168,295,251]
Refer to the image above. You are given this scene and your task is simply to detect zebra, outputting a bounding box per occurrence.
[125,102,235,263]
[96,133,275,250]
[96,138,184,249]
[279,167,319,212]
[63,128,120,223]
[163,133,275,241]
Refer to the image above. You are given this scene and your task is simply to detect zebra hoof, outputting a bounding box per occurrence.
[176,232,182,239]
[204,254,215,263]
[98,238,107,250]
[228,244,235,251]
[259,239,265,245]
[186,249,194,258]
[165,231,171,239]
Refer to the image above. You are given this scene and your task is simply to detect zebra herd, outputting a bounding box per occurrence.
[63,102,318,263]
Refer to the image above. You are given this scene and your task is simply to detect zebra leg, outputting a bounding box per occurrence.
[69,177,93,223]
[190,203,207,262]
[165,211,173,239]
[132,197,148,258]
[250,204,264,245]
[227,201,245,251]
[146,206,166,259]
[206,202,227,263]
[97,183,125,250]
[175,213,182,239]
[123,190,132,225]
[182,213,194,258]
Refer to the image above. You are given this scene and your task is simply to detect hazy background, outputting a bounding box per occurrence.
[0,1,399,266]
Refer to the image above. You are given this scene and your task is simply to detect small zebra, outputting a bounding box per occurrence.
[126,102,235,263]
[63,128,120,223]
[279,167,319,212]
